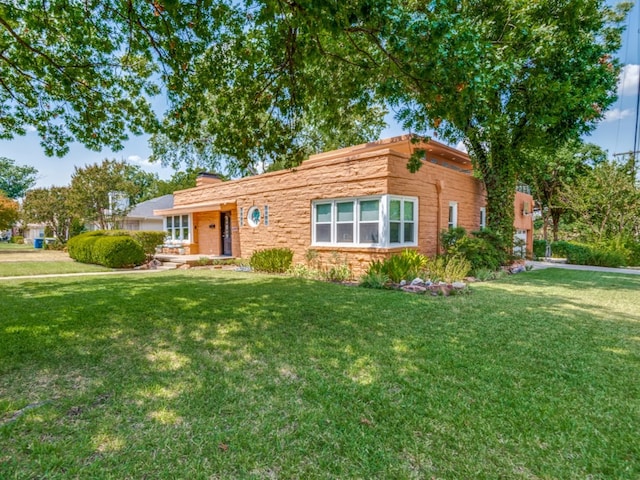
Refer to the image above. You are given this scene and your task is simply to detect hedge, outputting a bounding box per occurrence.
[68,230,161,267]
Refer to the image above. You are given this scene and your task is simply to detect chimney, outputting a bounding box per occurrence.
[196,172,223,187]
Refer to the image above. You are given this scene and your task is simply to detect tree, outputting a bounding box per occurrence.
[2,0,631,245]
[137,169,201,202]
[22,186,77,241]
[157,0,629,242]
[523,141,607,241]
[560,160,640,243]
[0,157,37,199]
[69,159,140,230]
[0,193,18,230]
[0,0,217,155]
[381,1,630,244]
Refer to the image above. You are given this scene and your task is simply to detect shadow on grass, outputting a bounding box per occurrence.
[1,269,639,478]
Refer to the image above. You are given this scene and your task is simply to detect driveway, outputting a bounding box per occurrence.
[526,260,640,275]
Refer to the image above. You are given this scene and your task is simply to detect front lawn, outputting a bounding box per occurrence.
[1,269,638,478]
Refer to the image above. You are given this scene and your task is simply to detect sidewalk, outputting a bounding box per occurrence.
[526,260,640,275]
[0,269,166,281]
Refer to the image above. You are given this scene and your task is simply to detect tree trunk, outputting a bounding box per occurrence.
[481,159,516,252]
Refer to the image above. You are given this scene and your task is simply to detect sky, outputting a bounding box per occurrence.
[1,1,639,190]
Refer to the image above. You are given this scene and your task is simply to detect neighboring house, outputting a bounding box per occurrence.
[21,223,47,244]
[154,135,534,273]
[123,194,173,231]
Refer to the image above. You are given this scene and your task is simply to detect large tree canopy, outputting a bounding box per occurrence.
[1,0,631,241]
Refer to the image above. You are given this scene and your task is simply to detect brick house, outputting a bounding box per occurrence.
[154,135,533,273]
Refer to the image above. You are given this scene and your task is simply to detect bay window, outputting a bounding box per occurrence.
[312,195,417,247]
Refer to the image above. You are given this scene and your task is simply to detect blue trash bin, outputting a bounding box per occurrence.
[34,238,44,249]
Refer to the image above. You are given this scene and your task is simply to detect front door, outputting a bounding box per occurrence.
[221,212,232,256]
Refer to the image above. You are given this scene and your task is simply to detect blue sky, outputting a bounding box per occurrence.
[1,1,639,189]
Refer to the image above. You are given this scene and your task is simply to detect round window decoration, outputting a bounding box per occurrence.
[247,206,261,227]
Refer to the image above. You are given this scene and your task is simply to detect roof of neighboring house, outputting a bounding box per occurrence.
[127,194,173,220]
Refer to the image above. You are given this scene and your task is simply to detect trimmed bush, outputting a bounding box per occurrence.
[67,230,148,267]
[67,231,104,264]
[10,235,23,244]
[533,239,547,259]
[129,231,166,255]
[549,240,627,267]
[250,248,294,273]
[93,236,146,268]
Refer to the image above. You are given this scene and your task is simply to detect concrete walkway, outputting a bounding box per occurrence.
[0,268,167,281]
[526,260,640,275]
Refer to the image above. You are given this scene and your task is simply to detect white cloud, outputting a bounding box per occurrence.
[618,64,639,96]
[602,108,633,122]
[455,140,468,152]
[25,125,37,133]
[126,154,155,167]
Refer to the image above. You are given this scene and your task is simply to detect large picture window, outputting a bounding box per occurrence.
[312,195,417,247]
[166,214,190,242]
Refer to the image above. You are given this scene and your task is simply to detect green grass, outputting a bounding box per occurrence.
[0,261,111,277]
[1,268,639,478]
[0,242,31,250]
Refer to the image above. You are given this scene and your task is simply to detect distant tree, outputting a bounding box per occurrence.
[69,159,139,230]
[138,169,201,202]
[0,193,19,230]
[523,142,607,241]
[560,160,640,242]
[0,157,38,199]
[22,186,77,241]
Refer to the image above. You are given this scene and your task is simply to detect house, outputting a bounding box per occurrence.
[154,135,534,273]
[122,194,173,231]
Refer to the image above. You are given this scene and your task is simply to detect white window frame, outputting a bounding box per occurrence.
[479,207,486,230]
[448,201,458,229]
[311,195,418,248]
[165,214,191,243]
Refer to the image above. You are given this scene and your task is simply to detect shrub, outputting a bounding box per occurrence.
[129,231,166,255]
[67,230,148,267]
[533,239,547,259]
[93,236,146,268]
[67,231,104,264]
[287,263,323,280]
[549,240,627,267]
[250,248,294,273]
[440,227,467,250]
[365,249,427,283]
[324,263,352,282]
[442,228,508,274]
[424,255,471,283]
[359,271,390,289]
[10,235,23,244]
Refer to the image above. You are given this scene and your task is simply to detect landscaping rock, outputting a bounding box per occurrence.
[401,285,427,293]
[410,277,425,286]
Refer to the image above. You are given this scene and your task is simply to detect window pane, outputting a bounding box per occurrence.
[182,228,189,240]
[404,201,414,221]
[337,202,354,222]
[166,217,172,228]
[404,223,414,243]
[337,223,354,243]
[182,215,189,227]
[360,200,379,221]
[359,223,379,244]
[390,222,401,243]
[389,200,401,221]
[316,203,332,223]
[316,224,331,242]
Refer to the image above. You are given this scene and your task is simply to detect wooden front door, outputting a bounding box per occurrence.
[221,212,232,256]
[196,213,217,255]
